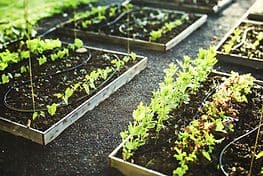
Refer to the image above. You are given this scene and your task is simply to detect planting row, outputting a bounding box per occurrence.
[110,48,263,176]
[48,2,207,51]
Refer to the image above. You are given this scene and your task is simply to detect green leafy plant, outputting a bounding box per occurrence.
[71,3,133,29]
[1,73,9,84]
[223,28,241,54]
[62,87,74,105]
[0,0,98,47]
[38,55,47,65]
[172,72,255,176]
[121,47,217,161]
[111,59,125,71]
[26,38,62,54]
[47,103,57,116]
[50,48,69,61]
[50,53,138,116]
[149,15,188,41]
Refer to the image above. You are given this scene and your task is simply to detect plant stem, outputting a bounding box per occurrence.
[74,8,77,40]
[24,0,36,124]
[248,105,263,176]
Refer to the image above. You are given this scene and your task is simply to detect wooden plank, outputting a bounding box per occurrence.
[0,46,147,145]
[129,0,233,14]
[216,20,263,70]
[56,29,166,51]
[0,117,44,144]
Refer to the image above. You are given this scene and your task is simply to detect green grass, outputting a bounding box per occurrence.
[0,0,97,46]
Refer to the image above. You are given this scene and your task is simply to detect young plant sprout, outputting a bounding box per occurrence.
[121,47,217,161]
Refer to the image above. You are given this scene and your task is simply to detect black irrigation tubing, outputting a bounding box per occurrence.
[118,9,154,35]
[3,53,121,112]
[3,49,100,112]
[4,67,117,113]
[62,4,131,30]
[219,122,263,176]
[98,9,131,29]
[232,27,255,51]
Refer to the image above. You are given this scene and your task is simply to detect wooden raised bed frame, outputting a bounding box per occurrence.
[0,46,147,145]
[108,71,263,176]
[216,20,263,70]
[247,0,263,21]
[55,4,207,52]
[129,0,233,14]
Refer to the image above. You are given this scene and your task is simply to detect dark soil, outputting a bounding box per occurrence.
[219,22,263,60]
[0,44,142,131]
[222,127,263,175]
[64,5,200,43]
[0,1,259,176]
[117,73,263,176]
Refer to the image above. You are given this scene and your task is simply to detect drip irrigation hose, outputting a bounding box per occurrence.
[98,9,131,29]
[232,27,255,51]
[66,4,130,31]
[219,122,263,176]
[3,49,103,112]
[3,52,121,112]
[4,67,117,113]
[118,9,150,36]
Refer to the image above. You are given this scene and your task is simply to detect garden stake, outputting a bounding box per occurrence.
[248,105,263,176]
[24,0,36,126]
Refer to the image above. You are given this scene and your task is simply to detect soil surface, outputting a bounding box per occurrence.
[219,22,263,60]
[0,0,261,176]
[1,45,141,131]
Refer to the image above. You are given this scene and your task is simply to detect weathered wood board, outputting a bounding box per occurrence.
[129,0,233,14]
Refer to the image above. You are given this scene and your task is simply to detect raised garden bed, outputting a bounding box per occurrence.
[53,3,207,52]
[129,0,233,14]
[247,0,263,21]
[216,20,263,70]
[0,38,147,145]
[109,49,263,176]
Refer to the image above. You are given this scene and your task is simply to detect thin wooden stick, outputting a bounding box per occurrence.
[24,0,36,126]
[248,105,263,176]
[127,9,130,54]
